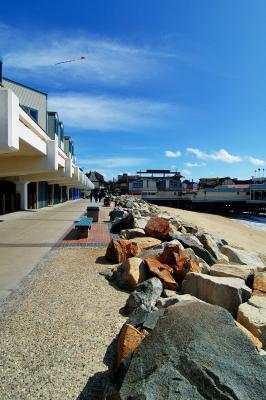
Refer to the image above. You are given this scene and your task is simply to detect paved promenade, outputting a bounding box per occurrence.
[0,199,101,300]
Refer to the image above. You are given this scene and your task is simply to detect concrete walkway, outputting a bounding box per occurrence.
[0,199,101,300]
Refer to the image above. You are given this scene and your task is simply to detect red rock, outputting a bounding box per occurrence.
[117,323,145,365]
[144,217,170,240]
[105,239,141,263]
[144,257,178,290]
[159,243,184,265]
[173,256,200,283]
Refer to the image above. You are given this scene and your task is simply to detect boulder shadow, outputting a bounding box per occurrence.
[95,256,116,265]
[76,335,120,400]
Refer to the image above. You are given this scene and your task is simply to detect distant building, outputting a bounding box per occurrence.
[86,171,107,190]
[114,173,139,194]
[129,169,183,194]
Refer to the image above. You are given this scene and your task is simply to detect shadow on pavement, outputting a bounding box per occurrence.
[76,335,119,400]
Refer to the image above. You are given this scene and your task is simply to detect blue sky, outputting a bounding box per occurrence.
[1,0,266,181]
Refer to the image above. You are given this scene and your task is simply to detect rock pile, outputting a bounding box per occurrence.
[102,195,266,399]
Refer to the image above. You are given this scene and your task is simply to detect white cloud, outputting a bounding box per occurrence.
[187,148,242,163]
[78,157,147,169]
[164,150,181,158]
[185,162,206,167]
[181,169,191,176]
[49,93,177,131]
[247,156,265,166]
[0,23,181,87]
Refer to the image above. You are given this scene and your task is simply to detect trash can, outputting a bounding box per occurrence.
[87,206,100,222]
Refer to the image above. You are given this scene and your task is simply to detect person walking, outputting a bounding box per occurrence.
[93,191,99,202]
[89,192,93,202]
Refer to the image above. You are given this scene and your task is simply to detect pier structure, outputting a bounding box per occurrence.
[128,169,266,214]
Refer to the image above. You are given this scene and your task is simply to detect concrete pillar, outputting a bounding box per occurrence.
[16,181,29,210]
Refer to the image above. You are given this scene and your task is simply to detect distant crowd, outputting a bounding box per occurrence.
[88,190,112,206]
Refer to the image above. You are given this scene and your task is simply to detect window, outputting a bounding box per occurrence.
[21,105,38,123]
[169,180,180,189]
[156,180,166,190]
[133,181,143,189]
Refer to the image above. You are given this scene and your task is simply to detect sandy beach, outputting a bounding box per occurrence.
[159,206,266,258]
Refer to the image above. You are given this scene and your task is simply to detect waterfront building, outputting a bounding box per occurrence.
[129,169,183,196]
[0,60,94,215]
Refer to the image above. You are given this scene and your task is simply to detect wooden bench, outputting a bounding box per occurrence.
[75,217,93,239]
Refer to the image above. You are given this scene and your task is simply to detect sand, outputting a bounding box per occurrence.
[0,247,127,400]
[159,206,266,258]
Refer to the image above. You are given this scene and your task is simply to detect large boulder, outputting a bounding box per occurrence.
[105,239,141,263]
[182,272,251,317]
[125,277,163,313]
[210,263,255,285]
[117,323,145,366]
[157,293,202,308]
[159,241,184,265]
[133,217,149,230]
[197,232,228,262]
[171,234,216,265]
[117,302,266,399]
[120,228,146,240]
[158,242,201,284]
[112,257,148,290]
[111,213,134,233]
[144,217,170,240]
[221,245,266,271]
[144,257,178,290]
[237,295,266,348]
[131,236,162,250]
[253,272,266,296]
[109,208,127,221]
[127,308,165,331]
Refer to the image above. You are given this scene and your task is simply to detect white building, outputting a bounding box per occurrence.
[0,60,94,214]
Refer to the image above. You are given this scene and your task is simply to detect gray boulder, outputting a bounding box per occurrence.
[111,213,134,233]
[210,263,256,286]
[120,228,146,239]
[157,293,202,308]
[221,245,266,272]
[125,278,163,314]
[117,302,266,399]
[182,272,251,317]
[197,232,226,262]
[109,208,128,221]
[133,217,149,230]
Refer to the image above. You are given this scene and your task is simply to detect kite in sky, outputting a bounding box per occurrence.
[55,56,86,65]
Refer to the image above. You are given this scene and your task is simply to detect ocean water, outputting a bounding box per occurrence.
[232,214,266,233]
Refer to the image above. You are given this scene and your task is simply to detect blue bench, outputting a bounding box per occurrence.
[75,217,93,239]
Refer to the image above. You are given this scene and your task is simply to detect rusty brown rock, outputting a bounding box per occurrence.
[144,217,170,240]
[159,242,184,265]
[253,272,266,296]
[144,257,178,290]
[173,256,201,284]
[117,323,145,365]
[105,239,141,263]
[235,321,262,350]
[158,242,200,284]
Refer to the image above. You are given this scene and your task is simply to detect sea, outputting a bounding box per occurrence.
[231,214,266,233]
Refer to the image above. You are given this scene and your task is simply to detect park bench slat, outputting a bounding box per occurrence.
[75,217,93,228]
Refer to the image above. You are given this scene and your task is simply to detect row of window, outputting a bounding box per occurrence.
[132,180,181,189]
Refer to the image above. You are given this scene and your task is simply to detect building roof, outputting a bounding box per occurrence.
[87,171,106,183]
[3,77,48,96]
